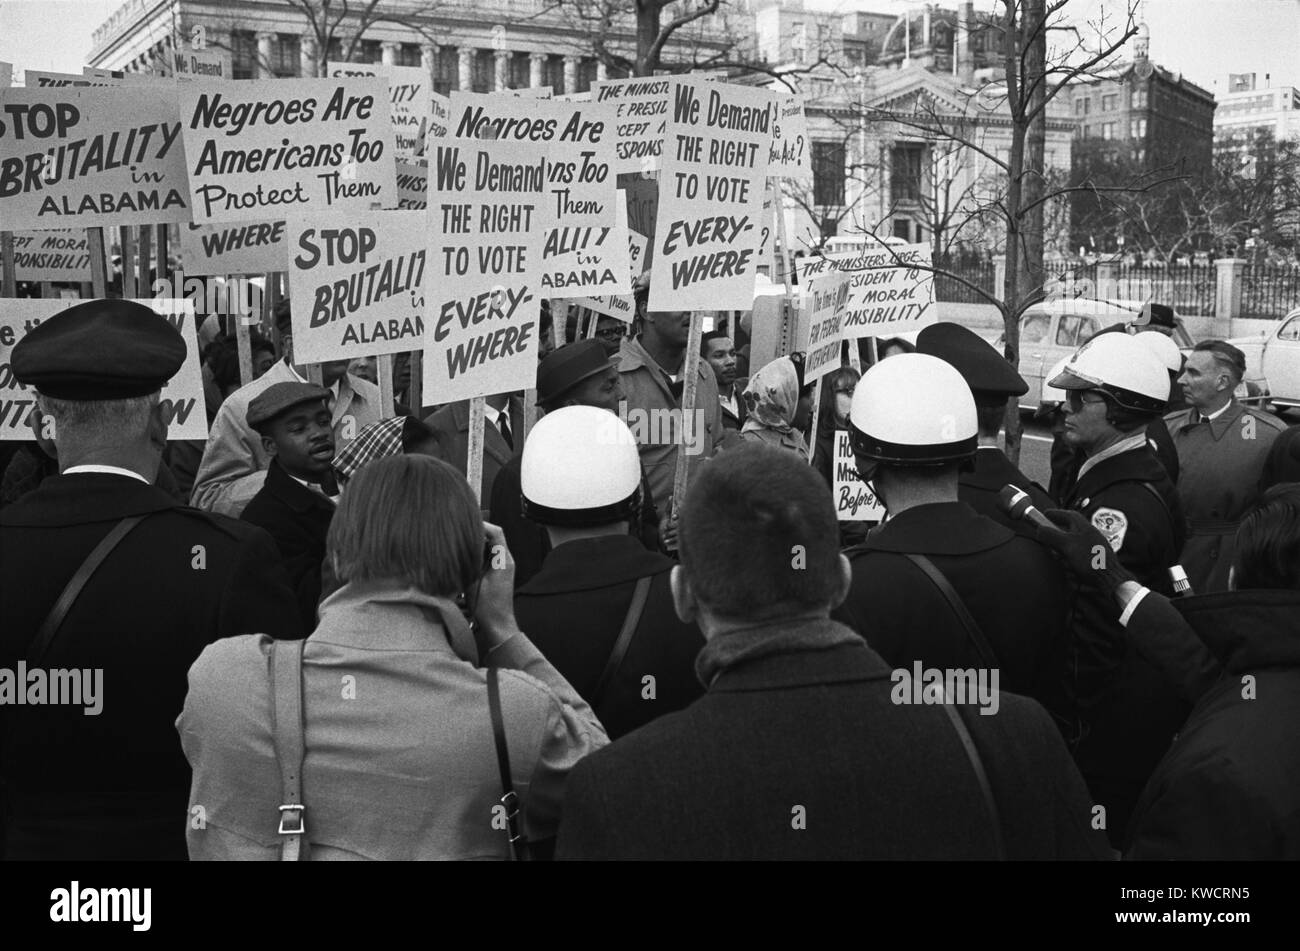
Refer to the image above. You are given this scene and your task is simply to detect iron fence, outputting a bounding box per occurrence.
[1240,265,1300,319]
[935,262,997,304]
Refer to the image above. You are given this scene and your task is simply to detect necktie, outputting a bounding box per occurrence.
[498,414,514,452]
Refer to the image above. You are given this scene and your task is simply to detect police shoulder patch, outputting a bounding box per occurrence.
[1091,507,1128,552]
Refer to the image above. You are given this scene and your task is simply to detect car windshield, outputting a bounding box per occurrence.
[1021,312,1051,343]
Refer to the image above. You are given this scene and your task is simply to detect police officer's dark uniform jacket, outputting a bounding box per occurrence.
[960,447,1055,533]
[1060,432,1187,846]
[514,534,703,740]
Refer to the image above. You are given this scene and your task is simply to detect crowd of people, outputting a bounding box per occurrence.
[1,287,1299,861]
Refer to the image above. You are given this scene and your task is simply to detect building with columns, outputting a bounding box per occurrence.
[86,0,724,94]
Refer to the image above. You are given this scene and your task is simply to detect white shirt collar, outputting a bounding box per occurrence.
[482,403,502,425]
[285,358,308,384]
[1077,431,1149,480]
[1202,401,1231,422]
[289,472,338,504]
[63,464,151,485]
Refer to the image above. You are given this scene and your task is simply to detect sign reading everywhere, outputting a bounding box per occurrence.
[422,137,546,403]
[798,269,851,385]
[0,297,208,441]
[327,62,430,161]
[800,242,936,339]
[650,80,776,311]
[177,78,398,223]
[287,209,427,364]
[0,86,190,230]
[8,230,92,283]
[179,220,288,276]
[833,430,884,521]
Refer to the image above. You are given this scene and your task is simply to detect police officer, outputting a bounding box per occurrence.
[1047,332,1188,846]
[0,299,301,861]
[512,406,704,740]
[831,353,1071,728]
[917,322,1053,530]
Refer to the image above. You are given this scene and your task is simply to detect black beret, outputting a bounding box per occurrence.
[1138,302,1176,330]
[917,322,1028,403]
[11,298,186,401]
[247,382,330,430]
[537,340,619,405]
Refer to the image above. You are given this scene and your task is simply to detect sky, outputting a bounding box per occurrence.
[0,0,1296,93]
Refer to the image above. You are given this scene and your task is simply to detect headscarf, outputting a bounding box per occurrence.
[741,357,800,435]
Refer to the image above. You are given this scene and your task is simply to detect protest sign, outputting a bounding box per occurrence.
[327,62,429,160]
[650,80,776,311]
[572,197,641,321]
[177,77,398,223]
[594,76,672,174]
[173,47,229,82]
[287,209,426,364]
[0,297,208,441]
[833,430,885,521]
[799,242,936,340]
[797,269,851,385]
[447,92,616,229]
[429,91,450,139]
[179,220,288,276]
[396,160,427,208]
[0,86,191,230]
[9,230,91,282]
[768,95,812,180]
[423,137,546,403]
[541,223,631,296]
[22,70,116,87]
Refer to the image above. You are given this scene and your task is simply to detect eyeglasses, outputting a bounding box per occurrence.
[595,326,627,341]
[1065,390,1108,411]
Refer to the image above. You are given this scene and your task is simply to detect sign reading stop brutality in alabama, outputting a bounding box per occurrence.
[798,270,851,385]
[447,92,616,230]
[769,95,812,180]
[833,431,884,521]
[8,230,91,282]
[650,80,775,312]
[178,78,398,223]
[0,297,208,441]
[179,220,288,276]
[287,210,426,364]
[800,241,936,339]
[574,197,641,321]
[423,137,546,403]
[0,86,190,230]
[327,63,429,161]
[594,76,672,174]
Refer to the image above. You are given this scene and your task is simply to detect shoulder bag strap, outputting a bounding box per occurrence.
[940,701,1006,860]
[270,639,309,862]
[27,515,147,665]
[591,575,653,709]
[487,665,528,861]
[902,553,1000,670]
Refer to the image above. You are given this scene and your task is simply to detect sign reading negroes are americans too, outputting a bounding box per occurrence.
[177,78,398,224]
[0,86,190,230]
[0,297,208,442]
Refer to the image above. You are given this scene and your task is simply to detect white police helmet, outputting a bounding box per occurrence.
[520,405,642,526]
[849,353,978,466]
[1134,330,1183,374]
[1049,332,1170,413]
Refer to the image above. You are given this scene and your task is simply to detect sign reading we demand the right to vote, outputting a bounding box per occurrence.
[650,80,776,312]
[423,137,546,404]
[177,78,398,223]
[799,242,937,339]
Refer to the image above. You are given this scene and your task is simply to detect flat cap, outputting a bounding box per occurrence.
[917,322,1027,403]
[247,382,330,430]
[1137,302,1176,330]
[11,299,186,400]
[537,339,620,405]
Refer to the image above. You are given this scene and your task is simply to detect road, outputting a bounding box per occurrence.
[1014,416,1056,490]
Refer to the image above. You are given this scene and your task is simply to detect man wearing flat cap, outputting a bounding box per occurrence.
[0,299,302,862]
[240,382,339,631]
[917,322,1054,531]
[489,339,661,587]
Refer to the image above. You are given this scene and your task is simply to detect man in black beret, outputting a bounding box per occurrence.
[917,322,1054,531]
[240,383,338,631]
[0,299,302,861]
[488,339,661,587]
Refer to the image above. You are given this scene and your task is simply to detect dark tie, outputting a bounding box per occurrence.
[497,414,514,452]
[319,469,340,498]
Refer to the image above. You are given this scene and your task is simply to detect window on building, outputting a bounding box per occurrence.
[1130,86,1147,108]
[434,46,457,95]
[1101,122,1116,140]
[890,144,924,201]
[791,22,807,63]
[231,31,256,79]
[1130,117,1147,138]
[812,141,846,206]
[358,40,383,64]
[1076,98,1090,115]
[473,48,493,92]
[578,60,599,93]
[1102,93,1117,111]
[326,37,344,63]
[270,34,299,77]
[396,43,421,68]
[509,52,530,89]
[545,55,565,93]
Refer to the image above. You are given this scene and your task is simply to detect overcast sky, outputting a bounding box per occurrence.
[1,0,1296,93]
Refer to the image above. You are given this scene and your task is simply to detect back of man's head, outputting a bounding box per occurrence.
[1234,484,1300,591]
[679,444,841,620]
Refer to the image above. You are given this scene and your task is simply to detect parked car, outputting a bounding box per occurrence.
[1227,307,1300,412]
[995,300,1194,409]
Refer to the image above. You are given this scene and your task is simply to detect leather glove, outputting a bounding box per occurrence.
[1032,509,1137,595]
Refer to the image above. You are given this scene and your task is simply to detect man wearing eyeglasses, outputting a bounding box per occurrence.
[593,315,629,358]
[1048,332,1187,849]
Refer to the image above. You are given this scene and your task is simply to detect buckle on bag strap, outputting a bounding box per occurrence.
[278,804,306,836]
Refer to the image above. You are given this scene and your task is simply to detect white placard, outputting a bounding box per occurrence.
[833,430,884,521]
[797,269,851,385]
[327,62,429,160]
[8,230,91,282]
[179,220,288,276]
[768,94,812,180]
[593,76,672,174]
[800,242,937,339]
